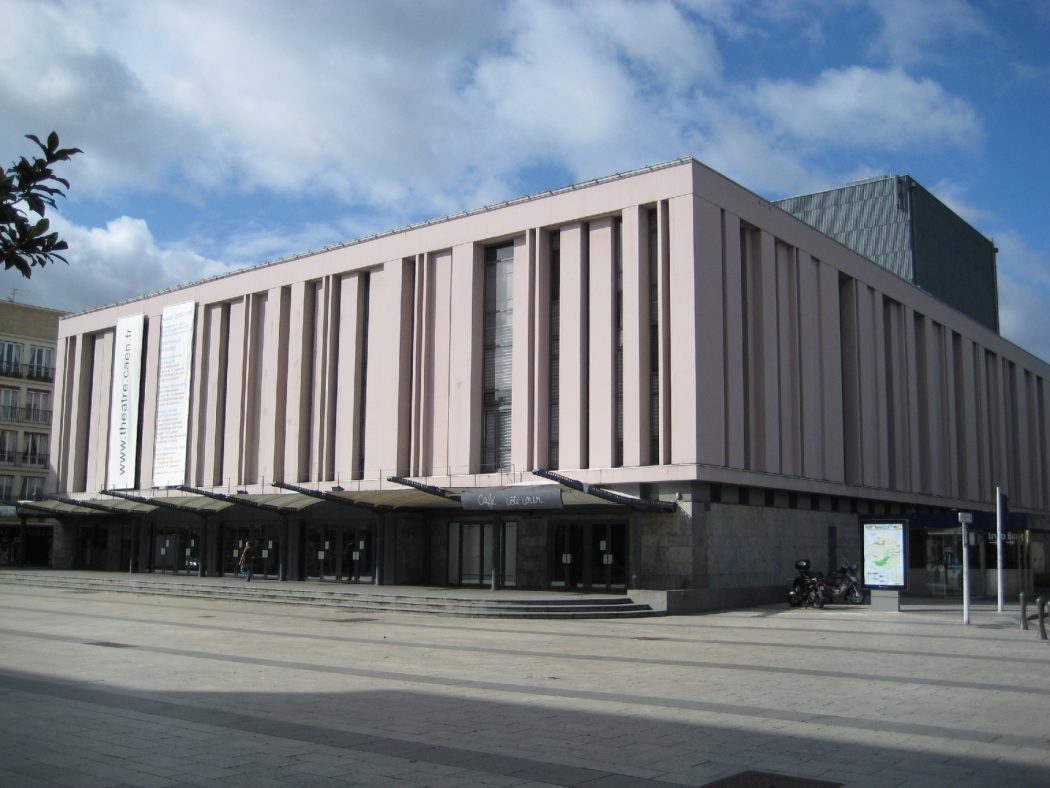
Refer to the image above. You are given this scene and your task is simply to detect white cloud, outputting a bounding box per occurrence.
[866,0,989,67]
[750,67,982,152]
[9,214,233,315]
[992,232,1050,364]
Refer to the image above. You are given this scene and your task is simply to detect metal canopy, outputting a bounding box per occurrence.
[15,499,102,517]
[272,480,379,511]
[50,495,157,515]
[175,485,320,514]
[532,469,677,512]
[386,476,461,503]
[102,488,232,515]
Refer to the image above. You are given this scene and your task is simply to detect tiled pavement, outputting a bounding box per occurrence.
[0,579,1048,787]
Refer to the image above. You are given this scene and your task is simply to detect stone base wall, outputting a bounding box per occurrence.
[632,498,863,610]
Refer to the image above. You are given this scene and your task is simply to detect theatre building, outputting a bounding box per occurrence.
[32,158,1050,611]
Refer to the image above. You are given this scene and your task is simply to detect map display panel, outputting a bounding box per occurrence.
[862,521,907,589]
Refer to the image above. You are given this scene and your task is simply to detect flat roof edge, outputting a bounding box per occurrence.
[62,156,695,321]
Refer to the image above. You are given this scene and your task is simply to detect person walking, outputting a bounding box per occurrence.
[238,540,255,582]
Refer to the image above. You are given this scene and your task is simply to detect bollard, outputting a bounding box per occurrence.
[1020,592,1029,631]
[1038,596,1048,641]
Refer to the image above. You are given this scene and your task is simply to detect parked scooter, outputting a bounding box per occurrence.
[821,557,866,605]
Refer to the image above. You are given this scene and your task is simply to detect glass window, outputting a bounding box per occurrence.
[24,390,50,425]
[27,346,53,380]
[0,342,22,376]
[0,430,16,465]
[23,432,48,467]
[481,242,514,473]
[19,475,44,500]
[0,474,12,501]
[0,387,17,421]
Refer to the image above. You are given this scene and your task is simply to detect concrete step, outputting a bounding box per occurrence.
[0,571,664,619]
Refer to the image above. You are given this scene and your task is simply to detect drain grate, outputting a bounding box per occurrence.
[85,641,136,649]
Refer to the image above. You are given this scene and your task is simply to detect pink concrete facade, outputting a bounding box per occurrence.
[49,159,1050,517]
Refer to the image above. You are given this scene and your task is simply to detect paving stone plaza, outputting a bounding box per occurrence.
[1,579,1048,787]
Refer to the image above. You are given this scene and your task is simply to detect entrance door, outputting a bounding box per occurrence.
[153,526,202,574]
[343,525,374,584]
[550,522,626,591]
[305,525,339,580]
[448,521,517,587]
[222,524,280,578]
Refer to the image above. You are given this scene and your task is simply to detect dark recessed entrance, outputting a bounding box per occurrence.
[448,521,517,587]
[153,525,201,574]
[549,521,626,591]
[222,524,281,579]
[303,523,375,583]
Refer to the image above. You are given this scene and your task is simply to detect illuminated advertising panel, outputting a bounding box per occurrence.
[862,520,907,589]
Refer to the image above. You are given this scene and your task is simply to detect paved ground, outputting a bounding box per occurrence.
[0,582,1048,787]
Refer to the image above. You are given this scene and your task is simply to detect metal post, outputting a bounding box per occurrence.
[197,514,206,577]
[629,511,642,589]
[490,514,501,591]
[996,487,1005,612]
[1020,592,1028,630]
[1037,596,1047,641]
[374,513,384,585]
[18,515,27,568]
[959,512,972,625]
[279,514,289,581]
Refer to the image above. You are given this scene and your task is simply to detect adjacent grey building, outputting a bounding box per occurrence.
[776,175,1000,332]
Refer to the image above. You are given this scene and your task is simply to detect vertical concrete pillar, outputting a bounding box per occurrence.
[532,232,551,468]
[723,213,746,471]
[588,217,616,469]
[447,243,483,475]
[512,232,536,472]
[621,207,647,468]
[559,224,587,469]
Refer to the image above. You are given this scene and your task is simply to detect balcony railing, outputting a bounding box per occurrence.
[0,406,54,425]
[0,362,56,382]
[22,407,52,425]
[0,451,48,468]
[21,451,48,469]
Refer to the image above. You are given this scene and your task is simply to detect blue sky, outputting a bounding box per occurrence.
[3,0,1049,362]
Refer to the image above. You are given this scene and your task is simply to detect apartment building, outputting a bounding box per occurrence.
[0,301,63,566]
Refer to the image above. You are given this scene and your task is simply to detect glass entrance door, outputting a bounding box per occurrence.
[550,522,626,591]
[343,525,374,584]
[222,524,280,578]
[305,525,339,580]
[448,521,517,587]
[302,524,375,582]
[153,526,202,574]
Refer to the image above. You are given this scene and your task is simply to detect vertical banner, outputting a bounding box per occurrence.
[107,314,145,489]
[152,301,197,487]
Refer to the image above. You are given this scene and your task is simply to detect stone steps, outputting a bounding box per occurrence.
[0,571,663,619]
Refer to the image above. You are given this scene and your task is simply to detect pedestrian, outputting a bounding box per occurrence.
[238,540,255,582]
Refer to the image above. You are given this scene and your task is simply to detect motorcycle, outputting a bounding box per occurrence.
[788,558,865,608]
[788,559,825,608]
[821,557,866,605]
